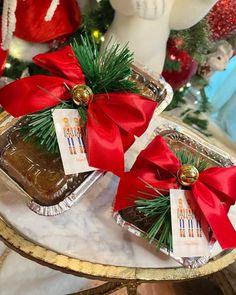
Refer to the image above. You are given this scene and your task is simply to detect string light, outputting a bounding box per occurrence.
[5,63,11,69]
[92,29,101,40]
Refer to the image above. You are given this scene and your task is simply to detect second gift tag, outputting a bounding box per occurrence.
[170,189,210,258]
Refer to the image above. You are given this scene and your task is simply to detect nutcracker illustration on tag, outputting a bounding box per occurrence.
[196,218,202,238]
[177,198,186,238]
[53,109,96,175]
[73,117,85,154]
[63,117,77,155]
[186,204,194,238]
[170,189,209,257]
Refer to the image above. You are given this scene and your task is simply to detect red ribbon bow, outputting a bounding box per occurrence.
[0,46,157,175]
[114,135,236,249]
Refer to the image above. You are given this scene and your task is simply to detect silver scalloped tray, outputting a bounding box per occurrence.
[114,122,236,268]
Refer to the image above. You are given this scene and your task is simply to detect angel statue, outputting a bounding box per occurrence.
[105,0,218,73]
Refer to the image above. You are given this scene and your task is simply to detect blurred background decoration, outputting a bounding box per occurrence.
[0,0,235,143]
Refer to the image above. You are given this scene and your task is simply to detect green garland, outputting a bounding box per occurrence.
[82,0,114,40]
[21,35,138,154]
[135,150,209,252]
[169,18,214,65]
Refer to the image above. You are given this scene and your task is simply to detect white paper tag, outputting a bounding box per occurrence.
[52,109,95,175]
[170,189,209,257]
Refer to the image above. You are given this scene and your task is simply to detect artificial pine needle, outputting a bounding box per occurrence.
[73,35,138,94]
[174,149,209,171]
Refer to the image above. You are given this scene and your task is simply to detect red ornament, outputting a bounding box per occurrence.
[162,43,198,91]
[208,0,236,40]
[14,0,81,43]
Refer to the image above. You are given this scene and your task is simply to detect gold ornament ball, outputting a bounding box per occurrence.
[177,164,199,186]
[71,84,93,106]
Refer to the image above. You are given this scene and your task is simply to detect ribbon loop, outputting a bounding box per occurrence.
[93,93,157,136]
[33,46,85,85]
[133,136,180,174]
[0,75,73,117]
[199,167,236,202]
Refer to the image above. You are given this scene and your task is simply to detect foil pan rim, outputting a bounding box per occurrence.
[113,211,214,269]
[27,170,104,216]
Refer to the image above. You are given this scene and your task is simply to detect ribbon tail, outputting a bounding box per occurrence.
[193,181,236,249]
[113,174,151,211]
[86,93,158,175]
[87,104,125,175]
[0,75,73,117]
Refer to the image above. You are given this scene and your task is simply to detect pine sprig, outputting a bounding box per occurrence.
[136,194,172,251]
[72,35,138,94]
[175,149,209,171]
[134,149,208,252]
[21,101,75,154]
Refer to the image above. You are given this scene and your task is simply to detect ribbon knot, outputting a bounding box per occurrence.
[114,135,236,249]
[0,46,157,175]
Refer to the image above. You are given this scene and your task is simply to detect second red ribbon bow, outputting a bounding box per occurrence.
[114,135,236,249]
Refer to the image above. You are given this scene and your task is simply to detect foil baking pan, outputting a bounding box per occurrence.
[0,67,173,216]
[114,122,236,268]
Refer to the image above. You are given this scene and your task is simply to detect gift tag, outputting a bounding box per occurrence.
[170,189,209,258]
[52,109,95,175]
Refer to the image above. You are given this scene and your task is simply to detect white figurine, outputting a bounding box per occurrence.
[207,41,233,72]
[199,41,233,79]
[105,0,218,73]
